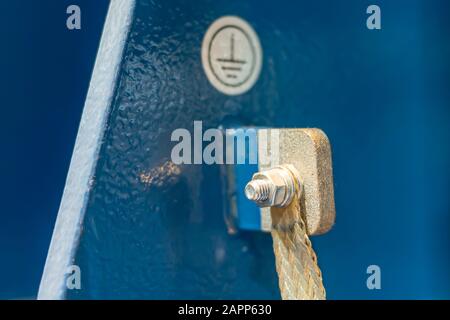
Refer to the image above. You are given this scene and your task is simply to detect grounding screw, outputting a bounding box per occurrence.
[245,179,271,202]
[244,165,300,208]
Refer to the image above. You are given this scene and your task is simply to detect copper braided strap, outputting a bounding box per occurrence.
[270,192,326,300]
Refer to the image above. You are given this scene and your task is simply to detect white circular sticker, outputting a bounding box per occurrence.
[201,16,262,96]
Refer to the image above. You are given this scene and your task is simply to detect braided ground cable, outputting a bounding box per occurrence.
[270,179,326,300]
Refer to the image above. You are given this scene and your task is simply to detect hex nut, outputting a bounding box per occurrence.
[250,166,297,208]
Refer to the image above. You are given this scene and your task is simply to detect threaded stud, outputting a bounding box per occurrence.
[245,179,271,202]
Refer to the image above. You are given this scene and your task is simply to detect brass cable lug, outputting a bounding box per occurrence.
[243,128,335,300]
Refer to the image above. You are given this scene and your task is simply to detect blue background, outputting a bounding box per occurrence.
[0,1,109,299]
[1,0,449,299]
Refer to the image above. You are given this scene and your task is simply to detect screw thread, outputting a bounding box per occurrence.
[245,180,271,202]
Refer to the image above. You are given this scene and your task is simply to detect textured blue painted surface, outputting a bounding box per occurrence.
[64,0,450,299]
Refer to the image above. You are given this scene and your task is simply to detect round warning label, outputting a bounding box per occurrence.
[201,16,262,95]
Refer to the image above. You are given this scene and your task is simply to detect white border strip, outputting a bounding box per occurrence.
[38,0,136,300]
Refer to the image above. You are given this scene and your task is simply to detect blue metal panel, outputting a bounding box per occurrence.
[234,162,260,231]
[221,127,261,232]
[0,0,110,299]
[37,0,450,299]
